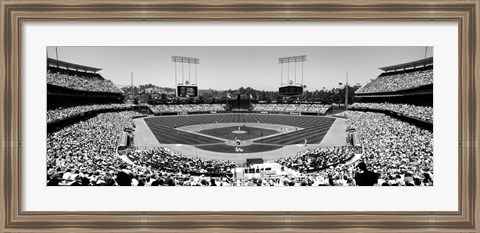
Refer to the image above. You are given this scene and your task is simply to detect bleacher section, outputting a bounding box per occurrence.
[149,104,227,115]
[356,57,433,94]
[353,57,433,129]
[47,104,137,123]
[356,68,432,94]
[348,102,432,123]
[252,103,331,115]
[47,68,121,94]
[355,57,433,105]
[47,58,125,107]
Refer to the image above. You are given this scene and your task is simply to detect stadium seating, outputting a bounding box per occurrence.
[349,102,433,123]
[46,110,238,186]
[275,110,433,186]
[47,111,142,186]
[47,103,136,123]
[356,68,432,94]
[343,111,433,186]
[252,103,330,114]
[47,66,122,93]
[277,146,354,172]
[46,110,433,186]
[149,104,226,114]
[126,149,235,175]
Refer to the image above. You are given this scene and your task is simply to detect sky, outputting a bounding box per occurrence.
[47,46,433,91]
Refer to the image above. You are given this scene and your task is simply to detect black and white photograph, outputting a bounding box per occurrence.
[46,46,434,187]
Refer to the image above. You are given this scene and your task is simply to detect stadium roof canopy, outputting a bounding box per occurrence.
[47,57,102,73]
[379,57,433,72]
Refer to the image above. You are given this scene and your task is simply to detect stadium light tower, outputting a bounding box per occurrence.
[278,55,307,96]
[171,56,200,98]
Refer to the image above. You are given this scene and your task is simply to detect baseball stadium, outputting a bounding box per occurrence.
[46,47,433,187]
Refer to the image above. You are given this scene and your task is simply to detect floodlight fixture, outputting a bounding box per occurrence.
[278,55,307,64]
[171,56,200,64]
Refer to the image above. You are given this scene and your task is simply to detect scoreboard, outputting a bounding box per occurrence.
[177,85,198,98]
[279,85,303,96]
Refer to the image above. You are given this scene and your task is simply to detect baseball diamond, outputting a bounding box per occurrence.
[133,114,344,163]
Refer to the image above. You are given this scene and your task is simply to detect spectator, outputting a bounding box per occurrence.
[354,162,378,186]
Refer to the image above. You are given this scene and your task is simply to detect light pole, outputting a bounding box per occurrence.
[345,72,349,111]
[338,82,343,107]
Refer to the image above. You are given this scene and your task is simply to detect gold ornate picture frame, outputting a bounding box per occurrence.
[1,0,479,232]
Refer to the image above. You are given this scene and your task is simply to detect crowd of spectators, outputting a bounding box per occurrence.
[47,111,142,186]
[252,103,330,114]
[349,102,433,123]
[46,107,433,186]
[271,111,433,186]
[45,109,357,186]
[126,149,236,175]
[149,104,226,114]
[47,66,122,93]
[305,104,331,114]
[344,111,433,186]
[356,68,433,94]
[46,110,236,186]
[47,103,136,123]
[276,146,355,173]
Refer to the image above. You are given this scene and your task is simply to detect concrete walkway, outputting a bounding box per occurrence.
[319,118,347,147]
[133,118,162,147]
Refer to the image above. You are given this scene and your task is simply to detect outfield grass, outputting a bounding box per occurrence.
[198,126,278,141]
